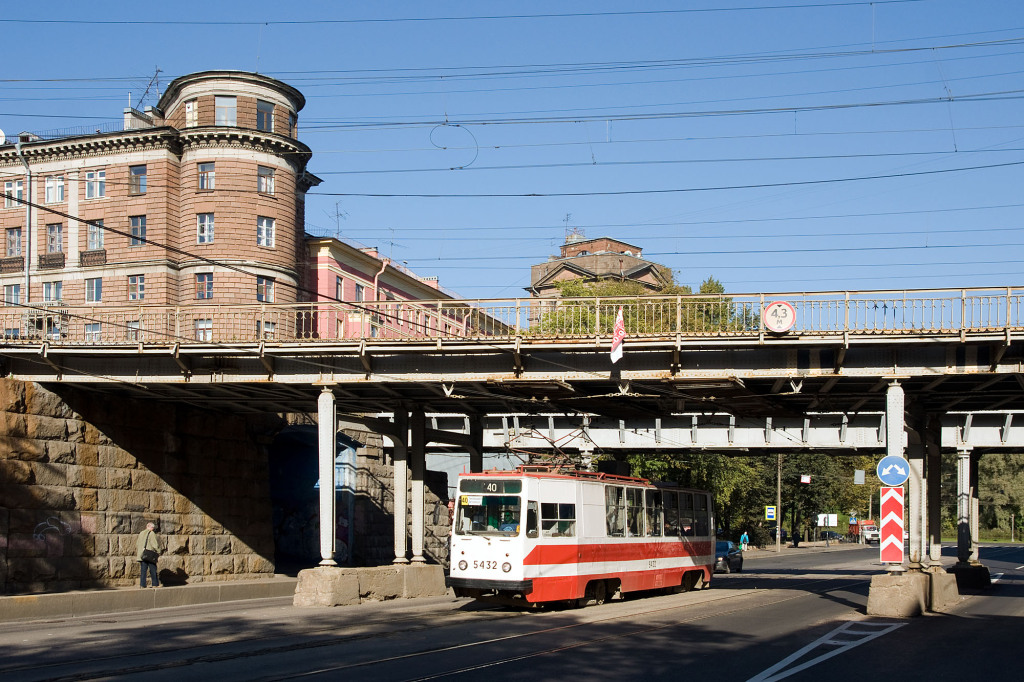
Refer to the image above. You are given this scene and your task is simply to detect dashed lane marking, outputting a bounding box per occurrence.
[747,620,906,682]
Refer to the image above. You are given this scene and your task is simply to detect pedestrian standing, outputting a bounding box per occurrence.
[136,522,161,588]
[740,531,749,551]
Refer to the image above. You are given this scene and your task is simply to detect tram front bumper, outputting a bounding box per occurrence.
[446,576,533,593]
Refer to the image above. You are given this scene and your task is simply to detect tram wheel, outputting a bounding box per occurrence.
[593,580,607,605]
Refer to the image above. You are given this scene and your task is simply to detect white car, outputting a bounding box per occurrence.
[861,525,880,544]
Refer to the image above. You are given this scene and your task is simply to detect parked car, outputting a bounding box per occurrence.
[861,525,880,544]
[714,540,743,573]
[820,530,844,542]
[769,527,788,542]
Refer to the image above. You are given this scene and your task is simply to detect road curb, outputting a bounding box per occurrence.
[0,577,298,623]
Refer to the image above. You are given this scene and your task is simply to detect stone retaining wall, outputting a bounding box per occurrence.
[0,379,284,593]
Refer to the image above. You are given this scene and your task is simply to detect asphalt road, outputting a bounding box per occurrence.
[2,544,1022,682]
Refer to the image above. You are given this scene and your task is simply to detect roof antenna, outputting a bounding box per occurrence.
[134,67,162,111]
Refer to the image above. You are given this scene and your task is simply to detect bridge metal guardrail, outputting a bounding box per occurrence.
[0,287,1021,347]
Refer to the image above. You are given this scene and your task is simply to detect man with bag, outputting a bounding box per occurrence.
[136,521,161,588]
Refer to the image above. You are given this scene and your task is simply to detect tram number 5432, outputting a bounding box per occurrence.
[473,560,498,570]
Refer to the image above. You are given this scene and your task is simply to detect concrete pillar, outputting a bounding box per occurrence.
[392,410,409,564]
[886,383,910,570]
[410,408,426,563]
[317,387,337,566]
[906,436,925,568]
[925,415,944,568]
[970,452,981,564]
[956,449,973,565]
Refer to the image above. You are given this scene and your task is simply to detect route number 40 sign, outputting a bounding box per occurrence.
[763,301,796,333]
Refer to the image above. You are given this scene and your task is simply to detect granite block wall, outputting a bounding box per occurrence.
[0,379,285,594]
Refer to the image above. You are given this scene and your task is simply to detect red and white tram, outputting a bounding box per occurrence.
[446,466,715,605]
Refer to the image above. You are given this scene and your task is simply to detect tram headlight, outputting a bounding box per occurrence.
[458,560,468,571]
[501,562,511,573]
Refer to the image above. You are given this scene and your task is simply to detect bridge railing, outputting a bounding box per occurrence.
[0,287,1021,346]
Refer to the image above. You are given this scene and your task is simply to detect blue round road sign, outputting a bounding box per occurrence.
[877,455,910,486]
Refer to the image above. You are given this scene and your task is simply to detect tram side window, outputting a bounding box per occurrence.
[645,490,663,537]
[627,487,644,537]
[680,492,695,537]
[695,494,710,536]
[456,495,522,536]
[664,491,679,535]
[527,501,539,538]
[606,486,625,537]
[541,503,576,537]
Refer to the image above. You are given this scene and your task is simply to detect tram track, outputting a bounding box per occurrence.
[3,572,869,682]
[281,574,872,681]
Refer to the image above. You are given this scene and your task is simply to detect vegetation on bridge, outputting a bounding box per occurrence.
[530,275,758,336]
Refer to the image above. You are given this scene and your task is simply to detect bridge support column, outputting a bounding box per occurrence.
[925,415,944,569]
[317,388,337,567]
[886,383,911,571]
[468,415,484,473]
[410,408,426,563]
[392,410,410,564]
[951,449,990,588]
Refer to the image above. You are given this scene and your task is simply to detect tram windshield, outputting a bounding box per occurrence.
[455,494,522,536]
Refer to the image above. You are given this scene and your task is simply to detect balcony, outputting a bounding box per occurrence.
[0,256,24,274]
[79,250,107,267]
[38,252,66,270]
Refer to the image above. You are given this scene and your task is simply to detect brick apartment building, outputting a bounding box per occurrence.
[0,70,319,341]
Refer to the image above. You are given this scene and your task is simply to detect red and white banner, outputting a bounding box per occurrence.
[879,486,905,564]
[610,307,625,364]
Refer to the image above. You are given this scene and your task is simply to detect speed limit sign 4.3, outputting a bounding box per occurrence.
[763,301,796,333]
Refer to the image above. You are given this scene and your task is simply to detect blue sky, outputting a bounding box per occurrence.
[2,1,1023,299]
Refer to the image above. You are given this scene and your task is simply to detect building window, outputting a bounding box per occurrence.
[129,165,147,194]
[198,162,215,190]
[196,273,213,299]
[3,284,20,305]
[257,100,274,132]
[215,96,236,126]
[87,219,104,251]
[257,320,276,339]
[197,213,214,244]
[354,284,364,302]
[42,281,62,302]
[126,320,141,342]
[289,112,297,135]
[128,275,145,301]
[85,322,101,342]
[195,319,213,341]
[256,276,274,302]
[184,99,197,127]
[335,276,342,301]
[85,277,102,302]
[257,166,275,195]
[129,215,146,246]
[45,175,64,203]
[6,227,21,256]
[85,170,105,199]
[4,180,23,208]
[257,216,275,247]
[46,224,63,253]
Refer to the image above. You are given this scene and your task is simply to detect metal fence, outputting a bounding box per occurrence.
[0,287,1021,346]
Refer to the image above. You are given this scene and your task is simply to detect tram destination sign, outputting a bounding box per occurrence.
[459,479,523,494]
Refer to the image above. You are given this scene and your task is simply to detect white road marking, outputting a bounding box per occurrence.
[1015,565,1024,571]
[991,572,1004,583]
[747,620,906,682]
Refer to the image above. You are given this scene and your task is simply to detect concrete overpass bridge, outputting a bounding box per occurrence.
[1,286,1022,605]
